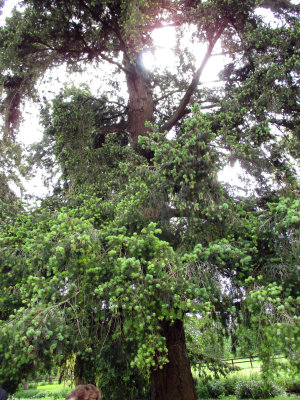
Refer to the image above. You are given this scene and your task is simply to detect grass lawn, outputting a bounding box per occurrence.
[231,360,261,371]
[36,384,67,391]
[14,382,73,400]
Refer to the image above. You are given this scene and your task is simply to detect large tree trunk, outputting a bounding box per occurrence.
[150,319,197,400]
[124,55,154,142]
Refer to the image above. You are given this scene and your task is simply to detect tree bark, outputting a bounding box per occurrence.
[150,319,197,400]
[124,55,154,142]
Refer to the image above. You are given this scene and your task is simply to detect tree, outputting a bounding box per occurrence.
[0,1,299,399]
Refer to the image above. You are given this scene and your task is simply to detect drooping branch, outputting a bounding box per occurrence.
[164,27,225,132]
[259,0,297,12]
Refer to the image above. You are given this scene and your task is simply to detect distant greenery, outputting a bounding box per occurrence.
[194,372,300,399]
[14,386,70,400]
[235,380,284,399]
[12,372,300,400]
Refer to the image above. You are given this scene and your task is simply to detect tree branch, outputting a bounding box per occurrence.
[97,121,129,136]
[98,52,131,74]
[99,111,128,122]
[107,101,128,109]
[94,121,129,148]
[154,89,186,105]
[163,27,225,132]
[259,0,297,12]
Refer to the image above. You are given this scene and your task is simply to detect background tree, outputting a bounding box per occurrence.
[0,1,299,399]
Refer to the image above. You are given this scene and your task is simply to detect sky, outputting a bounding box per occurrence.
[1,0,290,199]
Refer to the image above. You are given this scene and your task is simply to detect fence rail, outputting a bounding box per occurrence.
[198,353,284,367]
[221,354,284,368]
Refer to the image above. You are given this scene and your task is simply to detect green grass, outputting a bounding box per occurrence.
[232,362,260,376]
[231,360,261,370]
[14,382,72,400]
[36,384,66,391]
[273,397,300,400]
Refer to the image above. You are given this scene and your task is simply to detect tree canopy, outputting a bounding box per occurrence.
[0,1,299,399]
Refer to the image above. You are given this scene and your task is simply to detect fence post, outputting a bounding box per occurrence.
[250,356,253,368]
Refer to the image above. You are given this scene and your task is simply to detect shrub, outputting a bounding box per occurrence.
[283,377,300,394]
[15,389,45,399]
[14,388,69,400]
[207,380,226,398]
[195,378,227,399]
[195,381,210,399]
[35,393,48,399]
[235,379,284,399]
[221,375,239,395]
[52,388,69,399]
[27,382,38,390]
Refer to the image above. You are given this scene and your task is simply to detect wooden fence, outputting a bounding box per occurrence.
[221,354,284,368]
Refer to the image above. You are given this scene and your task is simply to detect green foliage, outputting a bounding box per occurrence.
[222,375,240,395]
[38,86,135,194]
[272,374,300,394]
[194,374,287,399]
[286,378,300,394]
[235,379,284,399]
[206,380,226,398]
[195,381,210,400]
[1,107,299,393]
[237,196,300,377]
[195,375,239,399]
[14,388,70,399]
[0,136,28,202]
[244,282,300,377]
[0,0,299,397]
[0,197,152,396]
[185,314,233,380]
